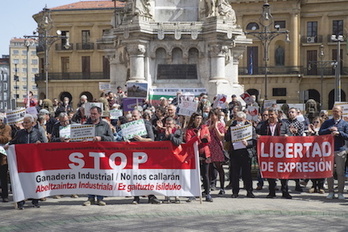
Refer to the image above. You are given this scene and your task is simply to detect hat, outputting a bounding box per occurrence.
[232,94,237,98]
[39,109,50,115]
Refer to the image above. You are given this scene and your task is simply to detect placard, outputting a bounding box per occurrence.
[230,124,253,143]
[213,94,227,109]
[121,119,147,140]
[6,108,26,125]
[178,101,198,116]
[126,82,148,99]
[59,125,71,139]
[70,124,95,142]
[110,109,123,120]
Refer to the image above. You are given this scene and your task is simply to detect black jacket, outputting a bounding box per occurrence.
[10,128,44,144]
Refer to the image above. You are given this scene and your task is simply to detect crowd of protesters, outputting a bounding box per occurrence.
[0,87,347,209]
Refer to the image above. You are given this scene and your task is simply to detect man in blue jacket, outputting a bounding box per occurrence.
[319,105,348,200]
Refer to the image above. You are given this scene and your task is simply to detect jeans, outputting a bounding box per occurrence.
[88,195,104,200]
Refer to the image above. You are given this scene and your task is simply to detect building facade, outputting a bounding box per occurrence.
[9,38,38,108]
[0,56,10,110]
[33,1,120,106]
[235,0,348,109]
[31,0,348,110]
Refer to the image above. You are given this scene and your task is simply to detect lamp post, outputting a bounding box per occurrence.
[331,35,344,102]
[245,1,290,100]
[24,39,36,108]
[24,7,70,99]
[14,63,19,108]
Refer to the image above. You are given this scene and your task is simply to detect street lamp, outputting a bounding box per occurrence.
[331,34,344,102]
[24,7,70,99]
[245,1,290,100]
[24,39,36,108]
[14,63,19,108]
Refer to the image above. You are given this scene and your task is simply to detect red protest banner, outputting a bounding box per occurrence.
[257,135,334,179]
[7,141,200,202]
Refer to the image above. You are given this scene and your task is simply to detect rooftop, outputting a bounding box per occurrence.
[50,1,125,11]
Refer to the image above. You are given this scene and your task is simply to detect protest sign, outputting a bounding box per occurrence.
[178,101,198,116]
[127,82,148,99]
[70,124,95,142]
[240,92,251,104]
[213,94,227,109]
[122,98,144,112]
[59,125,71,139]
[110,109,123,120]
[246,106,259,121]
[263,100,277,109]
[257,135,334,179]
[230,124,253,143]
[121,119,147,140]
[6,108,26,125]
[334,102,348,116]
[99,82,111,92]
[26,107,38,116]
[85,102,103,117]
[7,140,200,202]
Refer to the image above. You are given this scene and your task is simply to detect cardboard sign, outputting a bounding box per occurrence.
[121,119,147,140]
[6,108,26,125]
[70,124,95,141]
[178,101,198,116]
[127,82,148,99]
[110,109,123,120]
[230,124,253,143]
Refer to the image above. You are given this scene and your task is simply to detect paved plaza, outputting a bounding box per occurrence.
[0,180,347,232]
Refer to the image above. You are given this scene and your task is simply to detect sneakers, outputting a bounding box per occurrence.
[308,188,316,193]
[97,200,106,206]
[318,189,325,194]
[337,193,345,200]
[326,192,335,199]
[205,194,213,202]
[132,196,140,204]
[83,198,95,206]
[149,196,161,204]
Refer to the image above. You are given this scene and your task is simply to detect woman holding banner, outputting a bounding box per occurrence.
[185,112,212,202]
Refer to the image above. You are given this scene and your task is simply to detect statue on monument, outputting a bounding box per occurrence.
[205,0,216,17]
[127,0,152,17]
[217,0,236,24]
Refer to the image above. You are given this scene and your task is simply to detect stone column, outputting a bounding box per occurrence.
[127,44,146,81]
[108,55,118,90]
[209,44,228,81]
[290,12,300,71]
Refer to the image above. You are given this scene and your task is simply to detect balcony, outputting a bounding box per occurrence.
[238,66,302,75]
[35,72,109,81]
[55,43,74,51]
[76,43,94,50]
[301,35,323,44]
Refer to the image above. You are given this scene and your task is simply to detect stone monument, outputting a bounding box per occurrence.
[104,0,251,99]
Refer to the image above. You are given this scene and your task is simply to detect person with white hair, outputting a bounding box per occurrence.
[225,111,256,198]
[5,114,44,209]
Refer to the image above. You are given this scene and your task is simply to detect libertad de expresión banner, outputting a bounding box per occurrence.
[7,141,200,202]
[257,135,334,179]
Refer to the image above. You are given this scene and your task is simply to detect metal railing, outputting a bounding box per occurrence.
[35,72,109,81]
[238,66,302,75]
[76,43,94,50]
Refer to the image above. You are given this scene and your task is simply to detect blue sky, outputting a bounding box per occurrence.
[0,0,79,56]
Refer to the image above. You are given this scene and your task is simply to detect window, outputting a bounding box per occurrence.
[32,85,37,90]
[23,86,27,90]
[22,59,27,64]
[272,88,287,96]
[82,30,90,44]
[61,57,70,73]
[274,21,286,29]
[333,20,343,37]
[307,21,318,37]
[102,56,110,78]
[31,51,36,56]
[61,31,70,50]
[246,22,259,30]
[13,59,19,64]
[32,68,38,73]
[82,56,90,78]
[32,59,38,65]
[22,68,27,73]
[22,50,28,55]
[12,50,19,55]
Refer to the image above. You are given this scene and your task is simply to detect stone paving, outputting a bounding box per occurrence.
[0,180,347,232]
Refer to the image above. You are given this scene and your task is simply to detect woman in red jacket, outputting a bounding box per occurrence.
[185,112,213,202]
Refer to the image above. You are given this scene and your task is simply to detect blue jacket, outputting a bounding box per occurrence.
[319,118,348,151]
